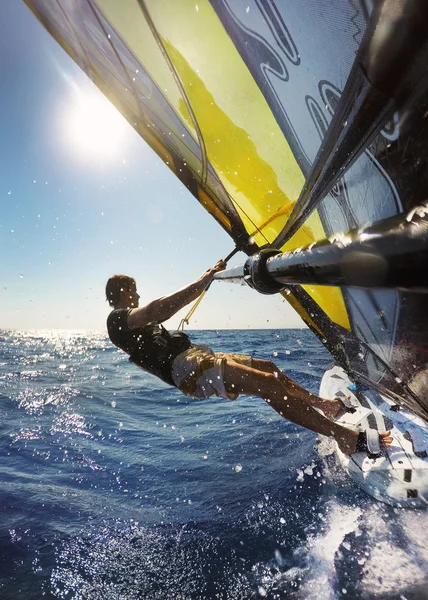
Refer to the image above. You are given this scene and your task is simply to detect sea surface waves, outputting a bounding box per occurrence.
[1,329,427,599]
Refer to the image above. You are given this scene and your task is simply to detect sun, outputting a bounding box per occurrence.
[65,90,127,159]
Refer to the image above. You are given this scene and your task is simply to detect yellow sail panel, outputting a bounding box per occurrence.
[92,1,334,251]
[143,0,318,245]
[302,285,351,331]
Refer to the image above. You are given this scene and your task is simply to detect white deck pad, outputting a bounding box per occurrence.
[319,365,428,508]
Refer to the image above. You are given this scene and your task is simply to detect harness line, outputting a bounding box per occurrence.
[177,247,239,330]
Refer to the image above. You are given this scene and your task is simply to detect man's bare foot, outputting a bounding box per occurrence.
[336,429,393,456]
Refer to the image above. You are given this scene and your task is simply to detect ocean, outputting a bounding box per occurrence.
[1,328,427,599]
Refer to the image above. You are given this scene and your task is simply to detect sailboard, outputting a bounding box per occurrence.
[24,0,428,506]
[320,365,428,508]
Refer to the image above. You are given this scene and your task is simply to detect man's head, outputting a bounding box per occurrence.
[105,274,140,309]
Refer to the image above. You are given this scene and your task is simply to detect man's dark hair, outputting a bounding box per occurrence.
[105,274,135,308]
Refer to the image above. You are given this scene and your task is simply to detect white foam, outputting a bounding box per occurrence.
[359,507,428,596]
[298,502,362,600]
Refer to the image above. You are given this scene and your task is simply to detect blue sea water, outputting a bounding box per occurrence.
[1,328,427,600]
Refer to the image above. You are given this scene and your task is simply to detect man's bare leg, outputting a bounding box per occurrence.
[249,358,343,419]
[223,359,392,455]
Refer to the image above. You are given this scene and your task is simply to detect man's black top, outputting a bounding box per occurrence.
[107,309,191,385]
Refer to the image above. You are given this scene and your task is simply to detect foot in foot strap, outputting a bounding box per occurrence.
[356,429,392,458]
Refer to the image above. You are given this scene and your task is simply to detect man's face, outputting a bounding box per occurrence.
[124,281,140,307]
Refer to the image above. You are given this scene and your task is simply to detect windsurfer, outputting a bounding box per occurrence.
[105,262,392,456]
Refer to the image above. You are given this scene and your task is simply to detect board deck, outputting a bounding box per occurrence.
[319,365,428,508]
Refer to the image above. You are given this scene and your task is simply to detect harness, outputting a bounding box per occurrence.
[127,322,191,385]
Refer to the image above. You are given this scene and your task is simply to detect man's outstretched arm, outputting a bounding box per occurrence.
[127,260,226,328]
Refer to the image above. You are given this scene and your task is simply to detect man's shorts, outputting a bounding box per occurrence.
[171,345,253,400]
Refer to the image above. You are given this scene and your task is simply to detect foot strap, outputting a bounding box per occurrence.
[405,429,428,458]
[356,429,381,458]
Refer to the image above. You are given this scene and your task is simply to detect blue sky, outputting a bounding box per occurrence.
[0,0,305,331]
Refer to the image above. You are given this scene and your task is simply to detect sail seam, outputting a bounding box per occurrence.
[87,0,153,137]
[53,0,94,79]
[137,0,208,189]
[87,0,208,173]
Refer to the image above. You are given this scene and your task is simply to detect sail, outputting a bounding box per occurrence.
[25,0,428,420]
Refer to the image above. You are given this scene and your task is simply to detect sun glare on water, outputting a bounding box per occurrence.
[66,90,127,160]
